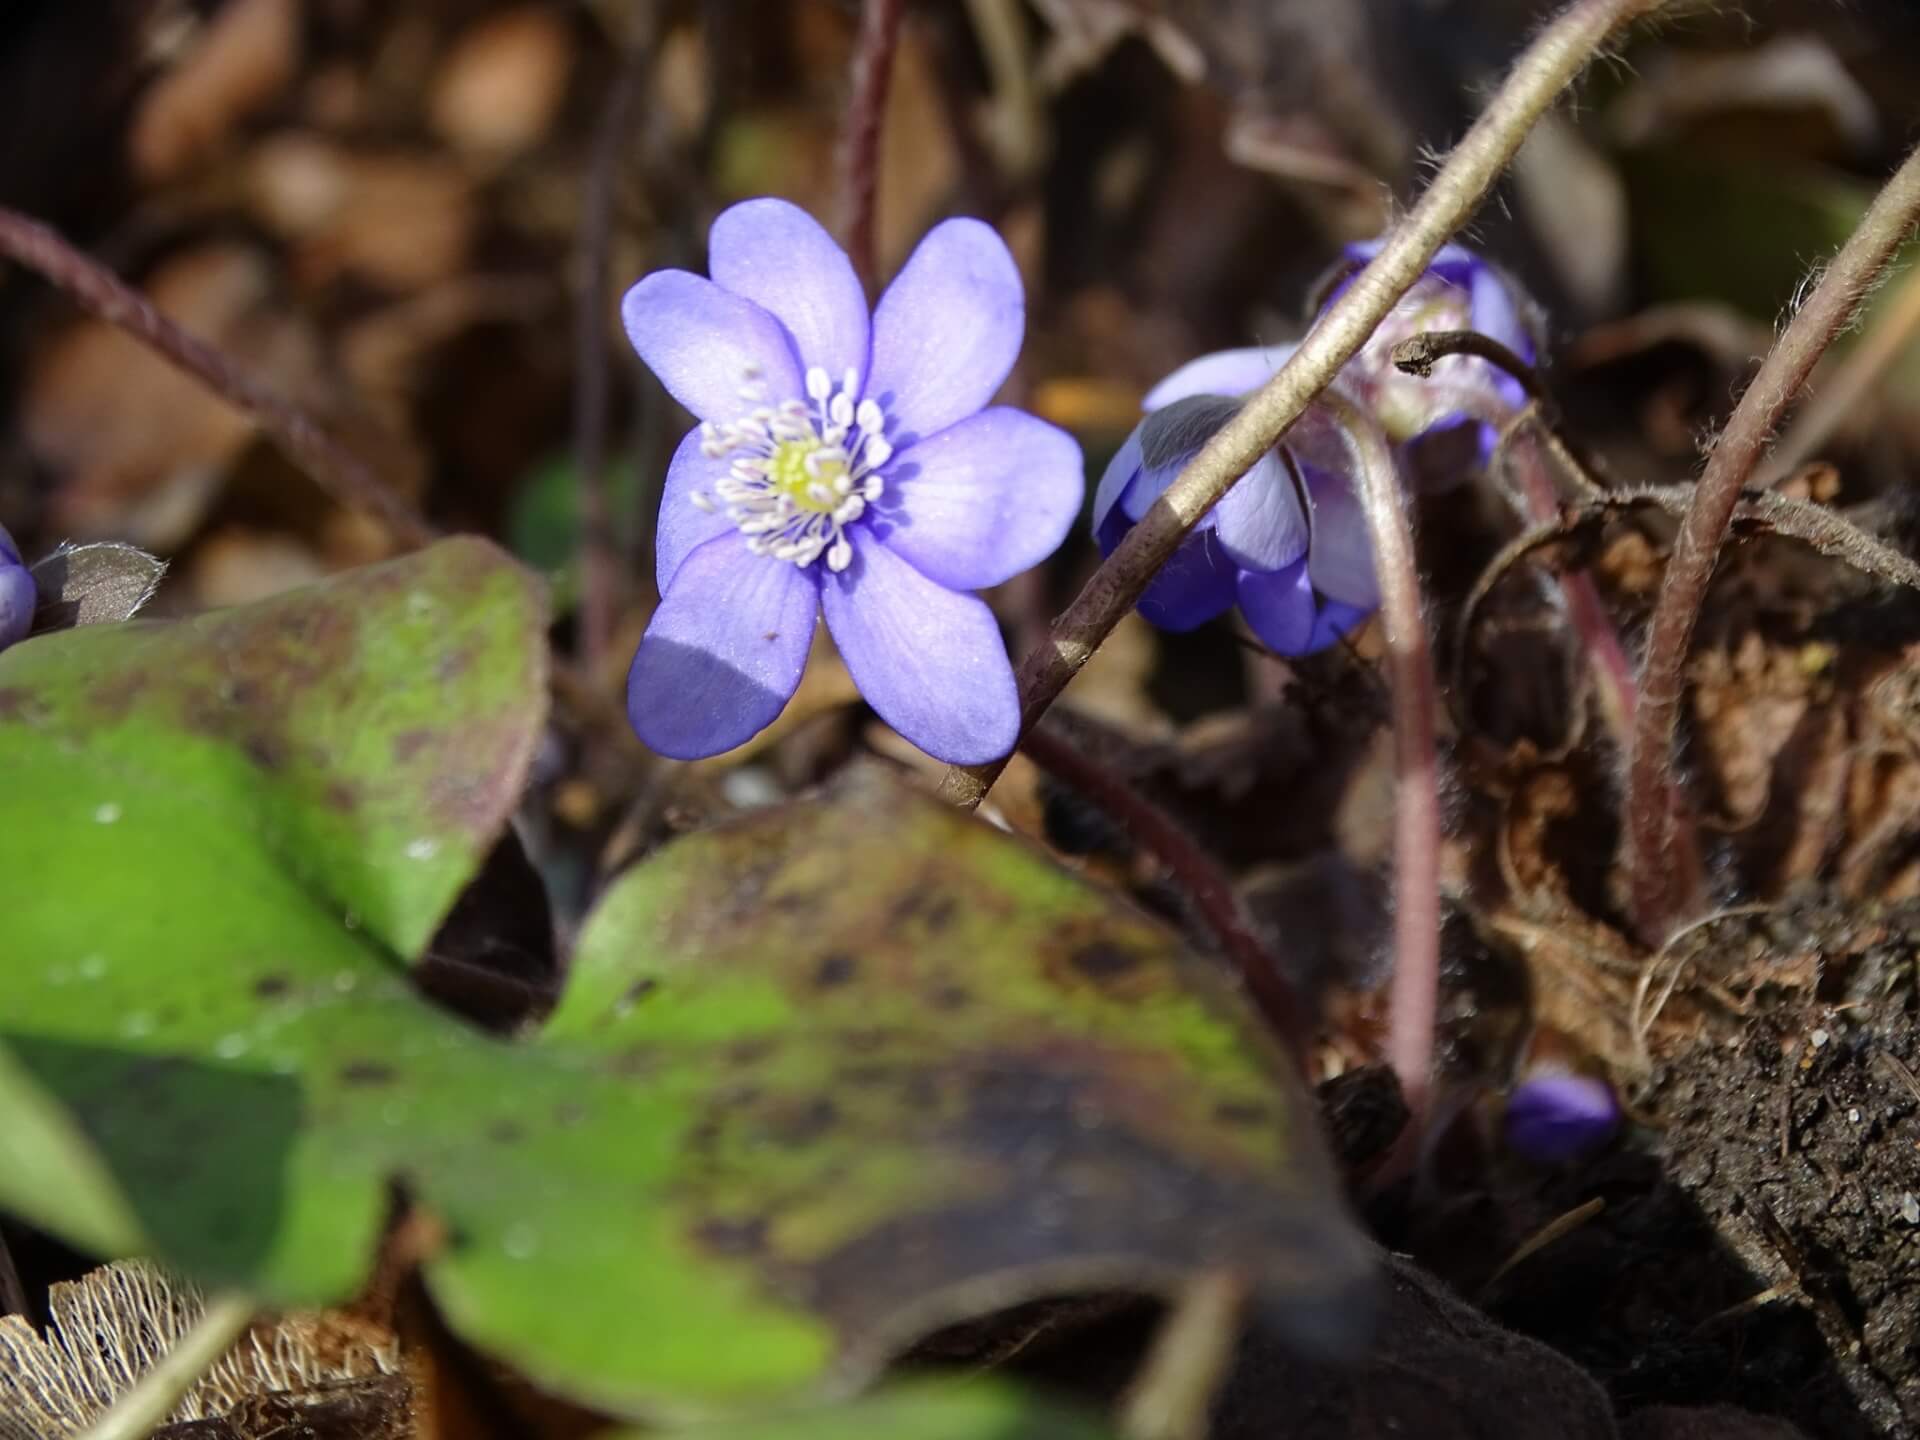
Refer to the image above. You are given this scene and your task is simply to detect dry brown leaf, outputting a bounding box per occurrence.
[23,243,322,548]
[130,0,302,184]
[428,6,575,161]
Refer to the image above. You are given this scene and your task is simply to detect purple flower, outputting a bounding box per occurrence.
[0,523,34,653]
[621,199,1083,764]
[1504,1073,1620,1164]
[1091,367,1378,656]
[1321,240,1537,489]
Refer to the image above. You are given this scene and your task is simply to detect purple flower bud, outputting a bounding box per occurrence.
[1504,1073,1620,1164]
[620,198,1084,764]
[0,523,34,652]
[1321,240,1539,490]
[1091,389,1377,656]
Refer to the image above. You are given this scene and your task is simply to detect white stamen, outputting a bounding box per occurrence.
[689,361,901,572]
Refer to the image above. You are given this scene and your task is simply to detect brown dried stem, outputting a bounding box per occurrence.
[0,207,435,550]
[575,26,652,674]
[1626,143,1920,942]
[837,0,908,291]
[937,0,1677,812]
[1018,724,1309,1064]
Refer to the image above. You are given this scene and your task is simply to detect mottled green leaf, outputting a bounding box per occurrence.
[0,548,1369,1419]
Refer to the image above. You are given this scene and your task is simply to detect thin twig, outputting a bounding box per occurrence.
[1627,143,1920,942]
[837,0,908,291]
[0,208,435,550]
[1476,1196,1605,1300]
[575,26,652,674]
[1315,393,1443,1127]
[74,1291,254,1440]
[937,0,1678,811]
[1118,1269,1247,1440]
[1019,724,1309,1064]
[1762,255,1920,486]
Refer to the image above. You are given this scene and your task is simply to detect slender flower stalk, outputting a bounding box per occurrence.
[937,0,1678,811]
[574,19,654,674]
[1626,142,1920,942]
[0,207,434,550]
[1309,392,1442,1126]
[838,0,908,292]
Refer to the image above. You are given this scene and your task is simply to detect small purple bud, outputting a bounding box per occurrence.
[1319,240,1541,490]
[0,523,34,653]
[1505,1073,1620,1164]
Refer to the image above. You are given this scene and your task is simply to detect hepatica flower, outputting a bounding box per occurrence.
[622,199,1083,763]
[0,522,34,652]
[1321,239,1538,489]
[1092,371,1379,657]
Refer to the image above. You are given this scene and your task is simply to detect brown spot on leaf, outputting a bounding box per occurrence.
[813,952,858,989]
[697,1216,770,1256]
[392,728,435,764]
[487,1120,525,1145]
[1071,942,1143,982]
[338,1060,397,1086]
[253,974,292,999]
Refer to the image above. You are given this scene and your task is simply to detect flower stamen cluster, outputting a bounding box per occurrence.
[694,365,893,572]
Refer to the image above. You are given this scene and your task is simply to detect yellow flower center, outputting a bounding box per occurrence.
[769,438,850,514]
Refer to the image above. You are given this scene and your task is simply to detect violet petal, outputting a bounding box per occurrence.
[820,528,1018,764]
[1144,345,1293,411]
[866,218,1023,442]
[655,426,738,591]
[1235,560,1317,656]
[709,198,872,393]
[1303,463,1379,609]
[880,407,1084,590]
[1213,450,1309,572]
[627,537,818,759]
[1505,1074,1621,1164]
[622,270,803,422]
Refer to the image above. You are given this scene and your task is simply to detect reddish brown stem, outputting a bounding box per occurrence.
[837,0,907,291]
[574,34,651,674]
[1626,144,1920,943]
[0,207,434,550]
[1309,394,1443,1126]
[1018,725,1311,1067]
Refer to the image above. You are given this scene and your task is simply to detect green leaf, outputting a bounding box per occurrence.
[0,549,1369,1419]
[630,1380,1118,1440]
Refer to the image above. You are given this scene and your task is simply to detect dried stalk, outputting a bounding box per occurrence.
[1626,143,1920,941]
[574,21,653,675]
[937,0,1678,812]
[837,0,908,291]
[1019,724,1309,1064]
[0,208,434,550]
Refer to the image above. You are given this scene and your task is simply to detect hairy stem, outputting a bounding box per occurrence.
[837,0,907,291]
[1761,252,1920,486]
[937,0,1675,811]
[574,22,652,675]
[0,208,434,550]
[1315,394,1443,1126]
[1019,724,1309,1064]
[1626,143,1920,942]
[75,1292,254,1440]
[1392,332,1639,739]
